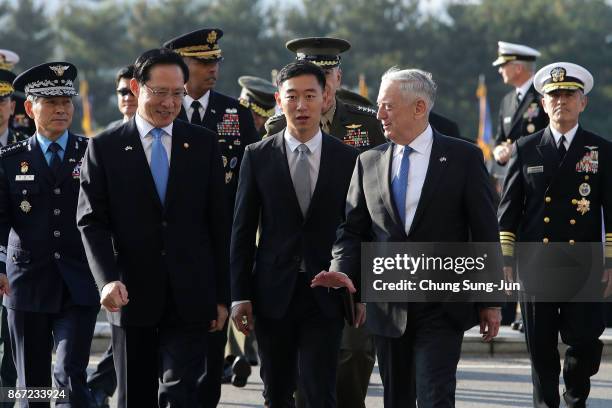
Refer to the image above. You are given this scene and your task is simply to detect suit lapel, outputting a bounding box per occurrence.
[375,143,405,232]
[177,105,189,122]
[408,132,449,237]
[548,126,585,191]
[202,90,217,126]
[329,99,347,137]
[164,121,189,212]
[121,119,163,211]
[54,133,80,185]
[305,134,333,221]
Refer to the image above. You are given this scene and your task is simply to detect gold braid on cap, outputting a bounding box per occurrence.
[0,83,13,95]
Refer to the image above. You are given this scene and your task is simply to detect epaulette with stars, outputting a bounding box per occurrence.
[345,103,378,117]
[0,140,30,158]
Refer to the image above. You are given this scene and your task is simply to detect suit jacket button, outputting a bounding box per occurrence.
[161,250,166,256]
[54,252,61,259]
[570,219,576,225]
[543,217,550,223]
[545,196,551,203]
[54,188,61,195]
[569,240,575,245]
[571,198,578,205]
[161,221,168,227]
[543,238,549,244]
[54,209,61,216]
[293,255,301,262]
[53,230,61,237]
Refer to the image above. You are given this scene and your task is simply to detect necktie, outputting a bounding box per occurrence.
[391,145,412,228]
[558,135,567,160]
[191,100,202,126]
[48,142,63,177]
[294,144,312,216]
[150,128,169,203]
[516,91,522,105]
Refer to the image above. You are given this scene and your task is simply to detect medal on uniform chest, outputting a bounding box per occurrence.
[20,161,29,174]
[576,197,590,215]
[576,147,599,174]
[225,171,233,184]
[579,183,591,197]
[19,200,32,213]
[229,157,238,169]
[343,124,370,148]
[222,155,228,168]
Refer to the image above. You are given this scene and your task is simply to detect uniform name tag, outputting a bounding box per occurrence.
[503,117,512,124]
[527,165,544,174]
[15,175,35,181]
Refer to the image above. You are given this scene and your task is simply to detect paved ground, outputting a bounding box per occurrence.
[88,354,612,407]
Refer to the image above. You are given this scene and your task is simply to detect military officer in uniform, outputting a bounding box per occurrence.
[238,75,277,136]
[498,62,612,408]
[492,41,548,166]
[0,50,35,138]
[163,28,260,408]
[0,62,100,407]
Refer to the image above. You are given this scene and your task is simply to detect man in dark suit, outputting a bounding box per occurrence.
[163,29,260,405]
[498,62,611,408]
[230,61,361,408]
[319,68,501,408]
[0,62,100,407]
[77,48,229,408]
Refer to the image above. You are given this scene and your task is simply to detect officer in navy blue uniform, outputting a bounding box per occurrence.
[498,62,612,408]
[163,28,260,407]
[0,62,99,407]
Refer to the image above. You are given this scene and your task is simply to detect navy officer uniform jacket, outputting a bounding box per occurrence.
[178,90,260,209]
[0,133,99,312]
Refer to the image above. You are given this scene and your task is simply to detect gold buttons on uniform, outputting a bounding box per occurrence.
[545,196,551,203]
[585,175,589,180]
[571,199,578,205]
[544,217,550,223]
[570,219,576,225]
[569,240,575,245]
[543,238,549,244]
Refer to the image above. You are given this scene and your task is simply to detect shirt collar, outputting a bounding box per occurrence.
[549,123,579,146]
[393,124,433,157]
[183,90,210,111]
[36,130,69,153]
[516,77,534,98]
[135,113,173,139]
[284,128,323,153]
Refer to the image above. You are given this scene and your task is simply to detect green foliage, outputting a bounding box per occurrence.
[1,0,610,137]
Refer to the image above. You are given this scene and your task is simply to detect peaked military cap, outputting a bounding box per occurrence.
[286,37,350,68]
[164,28,224,62]
[492,41,540,67]
[0,49,19,70]
[13,62,78,97]
[238,75,277,118]
[534,62,593,95]
[0,69,16,97]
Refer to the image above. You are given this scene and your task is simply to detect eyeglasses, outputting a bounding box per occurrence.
[142,83,186,99]
[116,88,134,97]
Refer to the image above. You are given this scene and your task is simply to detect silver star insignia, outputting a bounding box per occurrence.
[439,157,447,162]
[125,146,133,151]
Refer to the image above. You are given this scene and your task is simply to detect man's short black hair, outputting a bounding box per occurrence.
[115,64,135,87]
[276,61,326,91]
[133,48,189,84]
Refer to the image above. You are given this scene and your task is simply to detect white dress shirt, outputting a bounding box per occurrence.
[516,77,534,103]
[391,125,434,235]
[135,113,173,165]
[183,91,210,122]
[284,129,323,195]
[550,123,578,150]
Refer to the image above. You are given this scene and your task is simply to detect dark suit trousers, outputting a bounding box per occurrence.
[375,303,464,408]
[7,305,98,408]
[111,296,208,408]
[87,342,116,397]
[0,304,16,408]
[520,300,604,408]
[256,273,344,408]
[197,321,227,408]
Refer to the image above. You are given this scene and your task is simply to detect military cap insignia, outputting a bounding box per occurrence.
[49,65,70,77]
[207,30,218,44]
[550,67,566,83]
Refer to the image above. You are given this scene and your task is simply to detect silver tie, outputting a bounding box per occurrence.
[294,144,311,216]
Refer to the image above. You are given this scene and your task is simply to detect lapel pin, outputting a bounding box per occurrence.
[439,156,447,162]
[184,143,189,149]
[125,146,133,151]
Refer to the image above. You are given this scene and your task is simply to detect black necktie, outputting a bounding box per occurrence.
[191,100,202,126]
[48,142,63,176]
[558,135,567,160]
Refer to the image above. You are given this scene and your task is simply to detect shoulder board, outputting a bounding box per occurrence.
[346,103,377,116]
[0,140,30,158]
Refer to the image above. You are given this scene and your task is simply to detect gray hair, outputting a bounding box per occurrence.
[26,95,38,102]
[381,67,437,112]
[510,60,536,73]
